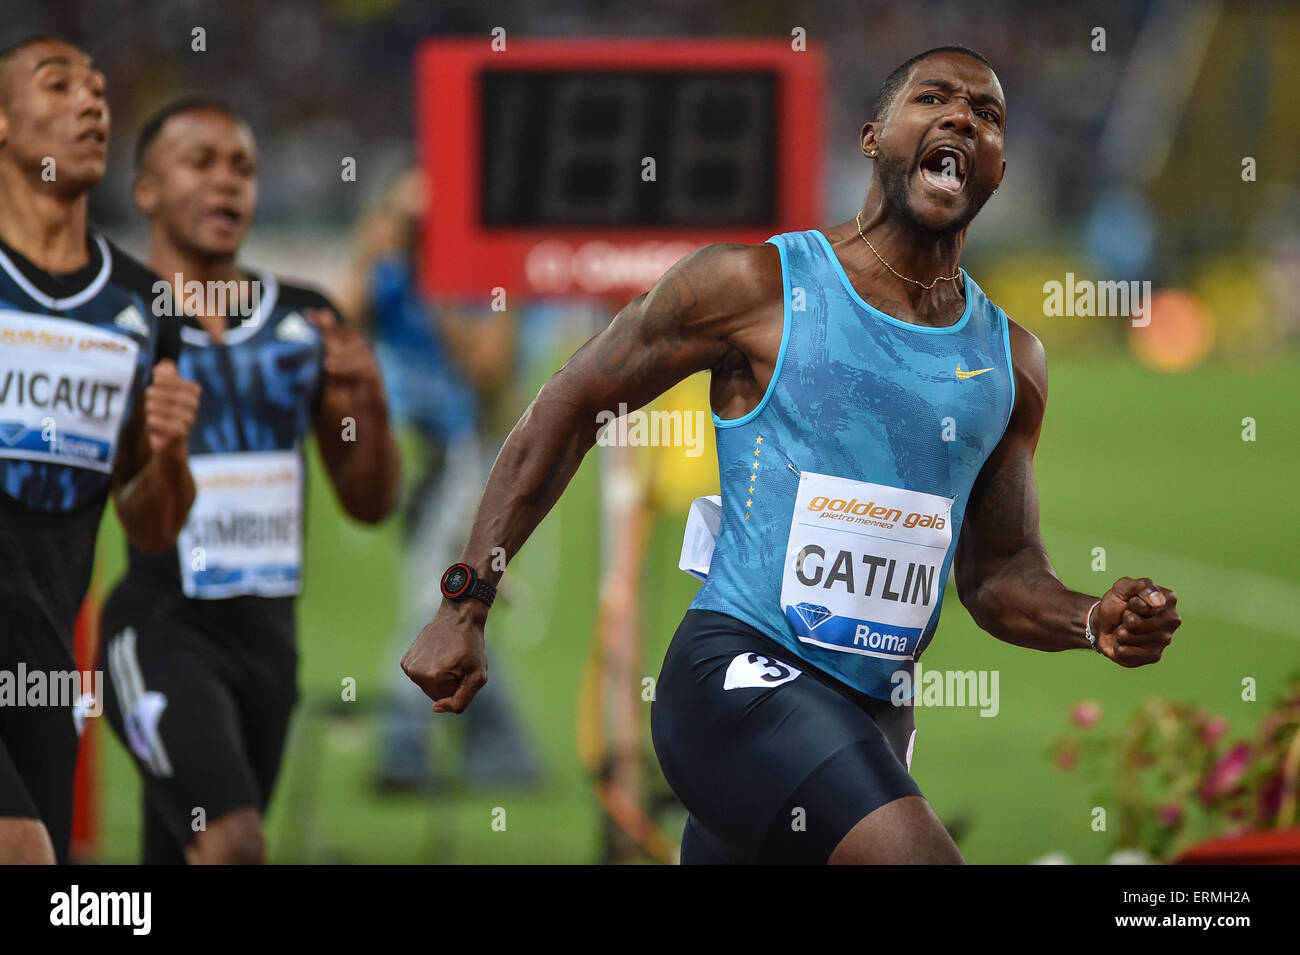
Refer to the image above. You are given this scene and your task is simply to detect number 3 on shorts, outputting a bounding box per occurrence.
[723,652,802,691]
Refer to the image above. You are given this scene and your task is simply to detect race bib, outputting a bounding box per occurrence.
[678,494,722,580]
[178,451,304,599]
[0,310,140,473]
[780,471,953,660]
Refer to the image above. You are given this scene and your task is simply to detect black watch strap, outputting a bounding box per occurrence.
[467,577,496,607]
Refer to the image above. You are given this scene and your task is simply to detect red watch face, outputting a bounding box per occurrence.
[441,563,472,599]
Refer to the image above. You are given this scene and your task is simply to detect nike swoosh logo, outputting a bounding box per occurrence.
[955,365,994,379]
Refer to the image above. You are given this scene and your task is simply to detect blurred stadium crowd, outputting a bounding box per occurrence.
[7,0,1296,352]
[0,8,1273,228]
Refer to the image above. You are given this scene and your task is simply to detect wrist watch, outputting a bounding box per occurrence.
[440,562,496,608]
[1084,600,1102,653]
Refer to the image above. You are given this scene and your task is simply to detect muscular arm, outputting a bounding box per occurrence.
[310,308,402,525]
[314,384,401,525]
[453,242,770,602]
[954,321,1181,663]
[953,322,1094,650]
[401,241,778,711]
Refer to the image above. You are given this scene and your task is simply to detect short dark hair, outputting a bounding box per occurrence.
[873,45,994,121]
[0,34,74,63]
[134,94,241,169]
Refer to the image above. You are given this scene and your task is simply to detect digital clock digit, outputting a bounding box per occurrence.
[480,71,776,227]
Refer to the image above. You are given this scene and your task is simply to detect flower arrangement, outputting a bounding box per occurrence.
[1050,673,1300,862]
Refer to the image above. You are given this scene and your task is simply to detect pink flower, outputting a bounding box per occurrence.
[1197,743,1252,805]
[1157,802,1184,828]
[1071,701,1102,728]
[1200,716,1227,746]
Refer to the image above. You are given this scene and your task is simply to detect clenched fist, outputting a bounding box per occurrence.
[144,359,200,460]
[400,601,489,715]
[1094,576,1181,667]
[305,307,385,406]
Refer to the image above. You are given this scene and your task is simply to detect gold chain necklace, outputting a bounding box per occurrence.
[855,211,961,290]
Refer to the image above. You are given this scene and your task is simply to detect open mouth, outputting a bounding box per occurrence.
[204,206,243,229]
[918,145,967,194]
[76,129,107,148]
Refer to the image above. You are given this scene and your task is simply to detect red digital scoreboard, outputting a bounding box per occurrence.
[417,38,826,299]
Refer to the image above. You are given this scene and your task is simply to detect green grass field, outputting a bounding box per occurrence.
[87,345,1300,863]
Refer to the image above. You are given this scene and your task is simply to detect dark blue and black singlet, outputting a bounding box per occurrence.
[0,232,179,861]
[98,274,331,864]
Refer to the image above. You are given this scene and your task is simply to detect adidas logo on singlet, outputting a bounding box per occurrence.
[275,312,313,343]
[114,305,150,338]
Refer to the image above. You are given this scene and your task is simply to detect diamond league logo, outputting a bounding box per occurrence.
[793,602,835,631]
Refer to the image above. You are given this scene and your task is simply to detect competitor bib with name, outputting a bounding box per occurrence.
[178,450,304,599]
[0,310,140,473]
[780,471,953,661]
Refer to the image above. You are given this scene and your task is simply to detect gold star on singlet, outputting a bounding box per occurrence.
[746,434,765,521]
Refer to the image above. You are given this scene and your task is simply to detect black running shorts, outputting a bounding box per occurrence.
[99,584,297,864]
[0,595,80,863]
[651,609,921,864]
